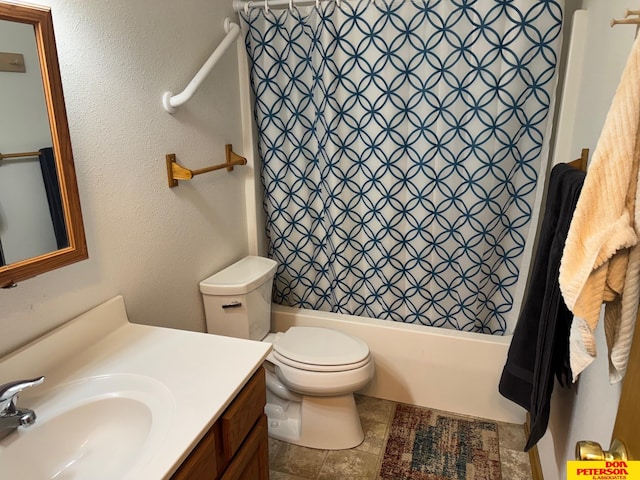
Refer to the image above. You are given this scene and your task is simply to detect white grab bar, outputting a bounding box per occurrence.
[162,18,240,113]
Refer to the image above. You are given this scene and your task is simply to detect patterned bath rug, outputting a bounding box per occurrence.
[378,403,502,480]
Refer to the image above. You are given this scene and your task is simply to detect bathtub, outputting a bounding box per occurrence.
[271,304,525,424]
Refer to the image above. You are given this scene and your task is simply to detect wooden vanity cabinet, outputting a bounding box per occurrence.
[171,367,269,480]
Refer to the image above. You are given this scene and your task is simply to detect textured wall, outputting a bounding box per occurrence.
[0,0,251,356]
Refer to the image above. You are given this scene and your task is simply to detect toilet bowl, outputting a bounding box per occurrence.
[263,328,374,449]
[199,256,375,450]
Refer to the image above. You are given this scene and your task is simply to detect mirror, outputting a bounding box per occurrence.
[0,2,86,288]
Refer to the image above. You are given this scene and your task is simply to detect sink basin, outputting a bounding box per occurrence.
[0,374,174,480]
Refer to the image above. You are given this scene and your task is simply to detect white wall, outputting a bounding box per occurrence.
[0,19,57,264]
[0,0,252,357]
[540,1,634,478]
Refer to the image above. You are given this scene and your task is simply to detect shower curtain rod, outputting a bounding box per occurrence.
[233,0,339,12]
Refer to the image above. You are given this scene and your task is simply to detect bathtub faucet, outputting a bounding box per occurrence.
[0,376,45,440]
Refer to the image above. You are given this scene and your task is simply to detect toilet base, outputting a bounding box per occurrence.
[265,388,364,450]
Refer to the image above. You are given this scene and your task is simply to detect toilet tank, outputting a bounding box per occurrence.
[199,256,277,341]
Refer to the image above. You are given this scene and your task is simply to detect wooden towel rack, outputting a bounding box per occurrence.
[166,144,247,188]
[568,148,589,173]
[0,150,41,161]
[611,8,640,27]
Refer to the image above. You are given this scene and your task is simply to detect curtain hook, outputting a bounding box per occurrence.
[289,0,294,11]
[264,0,269,14]
[244,1,250,15]
[335,0,341,7]
[316,0,320,8]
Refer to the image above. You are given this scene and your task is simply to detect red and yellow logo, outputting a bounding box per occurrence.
[567,461,640,479]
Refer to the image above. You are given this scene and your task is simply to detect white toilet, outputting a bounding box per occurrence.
[200,256,374,450]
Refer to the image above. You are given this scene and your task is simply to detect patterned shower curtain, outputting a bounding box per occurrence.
[241,0,563,334]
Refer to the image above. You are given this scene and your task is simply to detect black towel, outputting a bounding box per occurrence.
[39,147,68,249]
[498,162,585,451]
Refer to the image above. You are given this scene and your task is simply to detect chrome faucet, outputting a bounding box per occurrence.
[0,376,44,440]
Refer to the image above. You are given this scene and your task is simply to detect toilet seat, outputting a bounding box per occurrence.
[264,326,375,396]
[273,326,370,370]
[272,359,374,396]
[271,350,372,372]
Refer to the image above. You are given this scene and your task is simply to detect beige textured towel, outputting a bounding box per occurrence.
[559,34,640,383]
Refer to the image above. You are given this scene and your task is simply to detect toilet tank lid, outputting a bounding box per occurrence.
[199,256,277,295]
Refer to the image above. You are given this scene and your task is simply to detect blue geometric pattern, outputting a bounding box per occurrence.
[241,0,563,334]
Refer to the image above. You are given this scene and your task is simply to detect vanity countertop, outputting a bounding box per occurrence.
[0,295,271,479]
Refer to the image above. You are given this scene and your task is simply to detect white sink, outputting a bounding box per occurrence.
[0,296,271,479]
[0,374,174,480]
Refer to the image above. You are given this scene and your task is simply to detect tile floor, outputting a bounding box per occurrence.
[268,395,533,480]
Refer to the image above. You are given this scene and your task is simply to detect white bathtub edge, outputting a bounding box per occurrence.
[271,304,526,424]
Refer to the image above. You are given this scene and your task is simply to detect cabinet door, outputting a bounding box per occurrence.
[611,309,640,458]
[221,415,269,480]
[171,423,222,480]
[221,368,266,460]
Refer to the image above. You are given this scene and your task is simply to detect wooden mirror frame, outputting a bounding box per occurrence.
[0,2,87,288]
